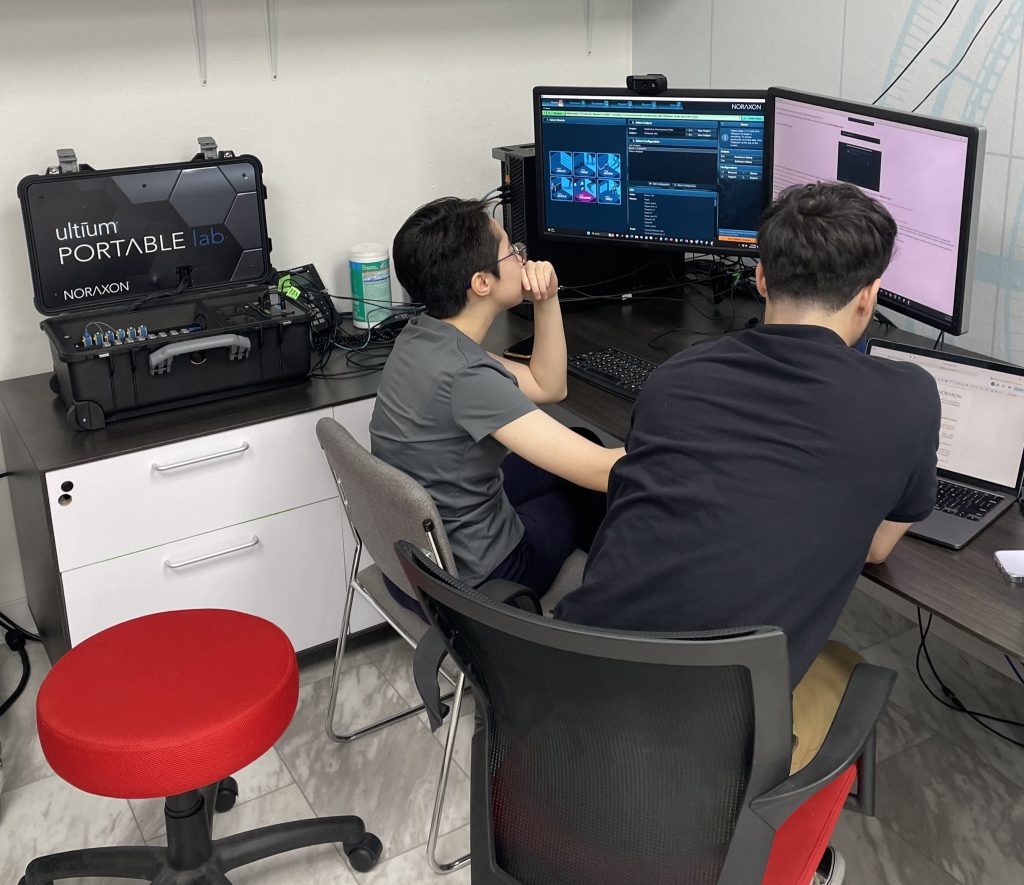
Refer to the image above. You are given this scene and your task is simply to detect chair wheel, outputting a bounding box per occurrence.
[215,776,239,813]
[345,832,383,872]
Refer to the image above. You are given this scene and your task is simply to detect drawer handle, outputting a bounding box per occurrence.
[154,442,250,473]
[165,536,260,570]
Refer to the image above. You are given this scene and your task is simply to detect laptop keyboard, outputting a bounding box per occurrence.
[934,479,1004,521]
[567,348,658,401]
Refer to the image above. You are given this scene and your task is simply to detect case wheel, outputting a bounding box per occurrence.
[214,776,239,813]
[344,833,383,872]
[48,373,60,395]
[66,401,106,431]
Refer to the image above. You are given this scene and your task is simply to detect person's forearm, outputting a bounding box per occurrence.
[526,298,568,401]
[866,520,913,564]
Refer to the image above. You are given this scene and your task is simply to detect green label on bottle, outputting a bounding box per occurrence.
[351,259,392,326]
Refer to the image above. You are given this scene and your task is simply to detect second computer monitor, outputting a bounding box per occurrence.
[534,87,768,256]
[766,88,985,336]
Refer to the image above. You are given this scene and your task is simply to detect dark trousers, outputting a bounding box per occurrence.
[385,439,606,620]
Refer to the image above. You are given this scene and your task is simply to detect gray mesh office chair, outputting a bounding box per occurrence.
[397,540,897,885]
[316,417,586,873]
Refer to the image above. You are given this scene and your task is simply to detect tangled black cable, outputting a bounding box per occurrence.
[916,609,1024,749]
[0,612,41,717]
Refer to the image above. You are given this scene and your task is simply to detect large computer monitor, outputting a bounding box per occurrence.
[533,87,768,256]
[765,88,985,335]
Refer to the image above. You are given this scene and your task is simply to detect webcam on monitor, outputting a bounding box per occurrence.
[626,73,669,95]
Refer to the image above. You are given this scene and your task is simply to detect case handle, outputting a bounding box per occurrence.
[149,334,251,376]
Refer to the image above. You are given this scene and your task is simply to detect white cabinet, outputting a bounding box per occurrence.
[333,397,375,450]
[47,397,383,653]
[46,409,338,572]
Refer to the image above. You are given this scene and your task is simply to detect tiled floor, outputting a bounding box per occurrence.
[1,587,1023,884]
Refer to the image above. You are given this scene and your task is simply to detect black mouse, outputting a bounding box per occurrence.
[372,313,415,338]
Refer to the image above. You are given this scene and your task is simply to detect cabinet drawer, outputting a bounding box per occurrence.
[332,397,376,451]
[47,409,337,572]
[61,498,380,651]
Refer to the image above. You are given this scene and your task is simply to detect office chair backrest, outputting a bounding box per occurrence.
[396,540,795,885]
[316,417,457,597]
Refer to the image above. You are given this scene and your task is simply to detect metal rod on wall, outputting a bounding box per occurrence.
[191,0,208,86]
[584,0,593,56]
[265,0,279,81]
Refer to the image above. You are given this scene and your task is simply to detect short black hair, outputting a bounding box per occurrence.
[392,197,501,318]
[757,182,897,313]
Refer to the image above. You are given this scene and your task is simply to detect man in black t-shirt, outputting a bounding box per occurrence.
[556,182,939,790]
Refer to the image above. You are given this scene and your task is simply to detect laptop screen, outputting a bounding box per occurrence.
[868,341,1024,490]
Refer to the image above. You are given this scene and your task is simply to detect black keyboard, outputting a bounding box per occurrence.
[568,348,658,401]
[934,479,1003,521]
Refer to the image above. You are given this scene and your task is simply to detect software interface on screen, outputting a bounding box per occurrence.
[771,97,972,326]
[870,344,1024,489]
[537,93,766,252]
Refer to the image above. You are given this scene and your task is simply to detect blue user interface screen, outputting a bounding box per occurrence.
[536,93,766,252]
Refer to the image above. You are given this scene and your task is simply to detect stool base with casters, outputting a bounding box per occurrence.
[20,779,382,884]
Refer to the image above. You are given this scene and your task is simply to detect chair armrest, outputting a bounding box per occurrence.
[476,579,543,614]
[750,662,896,828]
[412,581,539,734]
[413,628,450,733]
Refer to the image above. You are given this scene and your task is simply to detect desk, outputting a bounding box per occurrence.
[4,291,1023,663]
[485,294,1024,663]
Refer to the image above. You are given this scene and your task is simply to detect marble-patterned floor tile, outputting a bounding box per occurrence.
[361,628,467,733]
[874,734,1024,885]
[355,824,470,884]
[860,628,1024,788]
[299,639,370,688]
[832,809,961,885]
[0,598,36,630]
[209,784,358,884]
[0,625,54,794]
[276,668,470,861]
[129,746,294,842]
[0,774,142,884]
[829,587,913,652]
[421,698,475,780]
[361,630,419,708]
[871,688,935,765]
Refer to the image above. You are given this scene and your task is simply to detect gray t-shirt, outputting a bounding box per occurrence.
[370,313,537,585]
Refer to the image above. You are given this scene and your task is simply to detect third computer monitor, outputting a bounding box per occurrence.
[534,87,768,256]
[766,87,985,335]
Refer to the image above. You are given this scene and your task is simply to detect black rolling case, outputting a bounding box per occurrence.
[18,146,312,431]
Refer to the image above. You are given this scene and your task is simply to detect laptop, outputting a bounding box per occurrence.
[866,339,1024,549]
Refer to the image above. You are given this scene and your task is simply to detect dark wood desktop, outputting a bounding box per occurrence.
[3,283,1021,662]
[485,289,1024,662]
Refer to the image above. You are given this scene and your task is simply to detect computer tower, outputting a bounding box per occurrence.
[492,144,650,318]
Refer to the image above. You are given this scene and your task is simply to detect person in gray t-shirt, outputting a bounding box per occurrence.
[370,197,624,609]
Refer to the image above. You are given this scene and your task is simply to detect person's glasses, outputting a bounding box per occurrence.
[498,242,528,266]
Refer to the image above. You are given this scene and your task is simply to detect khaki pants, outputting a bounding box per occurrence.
[790,641,863,774]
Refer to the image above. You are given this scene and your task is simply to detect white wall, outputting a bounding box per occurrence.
[634,0,1024,362]
[0,0,633,605]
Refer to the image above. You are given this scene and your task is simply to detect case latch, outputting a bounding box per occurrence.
[46,148,81,176]
[193,137,236,162]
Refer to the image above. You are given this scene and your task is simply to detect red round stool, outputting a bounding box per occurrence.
[21,609,381,884]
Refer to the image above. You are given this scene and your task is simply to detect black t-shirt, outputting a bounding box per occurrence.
[555,324,940,685]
